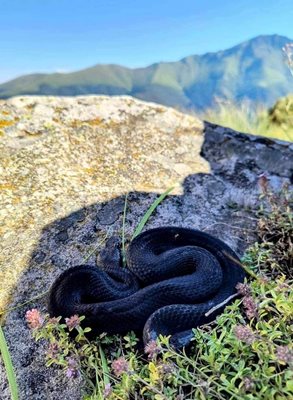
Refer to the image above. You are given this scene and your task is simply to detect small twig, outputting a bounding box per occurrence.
[233,215,259,221]
[205,293,238,317]
[227,235,248,243]
[203,222,255,232]
[223,251,258,279]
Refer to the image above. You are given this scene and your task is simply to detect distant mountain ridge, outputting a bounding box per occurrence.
[1,34,292,110]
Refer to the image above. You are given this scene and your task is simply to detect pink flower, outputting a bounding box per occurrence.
[112,357,129,377]
[65,315,81,330]
[25,309,44,329]
[243,296,258,320]
[242,377,254,391]
[65,357,80,379]
[234,325,256,345]
[258,275,270,285]
[236,282,251,296]
[145,340,161,359]
[47,343,59,359]
[276,346,293,365]
[103,383,112,398]
[158,362,174,377]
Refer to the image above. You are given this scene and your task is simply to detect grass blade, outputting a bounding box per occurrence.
[0,291,49,317]
[132,186,174,240]
[98,344,110,386]
[122,193,128,267]
[83,233,108,263]
[0,325,19,400]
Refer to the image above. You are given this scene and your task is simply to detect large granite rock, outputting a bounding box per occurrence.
[0,96,292,399]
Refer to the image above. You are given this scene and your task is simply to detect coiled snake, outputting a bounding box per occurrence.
[48,227,245,348]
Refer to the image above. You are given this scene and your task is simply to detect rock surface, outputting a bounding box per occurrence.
[0,95,292,400]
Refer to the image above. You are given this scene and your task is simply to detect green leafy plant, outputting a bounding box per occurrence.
[26,274,293,400]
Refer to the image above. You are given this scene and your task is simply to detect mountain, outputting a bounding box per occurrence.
[0,34,292,110]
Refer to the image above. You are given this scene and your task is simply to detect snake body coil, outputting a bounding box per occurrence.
[48,227,245,347]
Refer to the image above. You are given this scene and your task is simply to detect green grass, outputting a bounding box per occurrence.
[0,325,19,400]
[200,97,293,142]
[131,187,174,240]
[122,187,174,266]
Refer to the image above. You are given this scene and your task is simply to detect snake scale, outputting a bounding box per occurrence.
[48,227,245,348]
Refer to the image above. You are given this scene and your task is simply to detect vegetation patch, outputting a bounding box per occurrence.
[21,185,293,400]
[249,180,292,278]
[201,97,293,142]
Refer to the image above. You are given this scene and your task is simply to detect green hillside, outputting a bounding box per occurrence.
[0,34,292,110]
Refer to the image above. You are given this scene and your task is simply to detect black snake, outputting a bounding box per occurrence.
[48,227,245,348]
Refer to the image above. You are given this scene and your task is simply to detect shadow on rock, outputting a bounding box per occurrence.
[1,122,292,400]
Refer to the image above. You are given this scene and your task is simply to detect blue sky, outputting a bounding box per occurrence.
[1,0,292,83]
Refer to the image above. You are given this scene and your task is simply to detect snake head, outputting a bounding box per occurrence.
[98,236,122,270]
